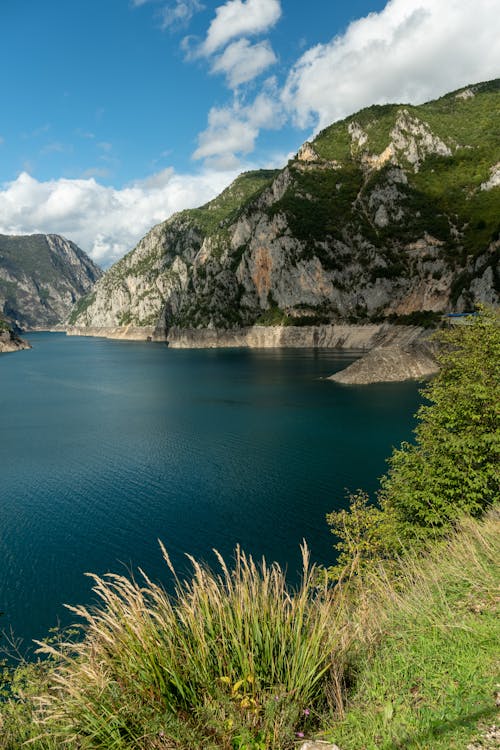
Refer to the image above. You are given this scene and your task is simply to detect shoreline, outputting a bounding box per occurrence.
[65,323,438,383]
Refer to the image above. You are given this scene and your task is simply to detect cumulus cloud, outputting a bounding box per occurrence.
[210,38,277,88]
[193,84,284,167]
[0,168,238,268]
[282,0,500,131]
[202,0,281,55]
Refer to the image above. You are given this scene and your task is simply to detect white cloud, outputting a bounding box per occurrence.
[0,168,239,268]
[193,84,284,166]
[133,0,204,29]
[282,0,500,131]
[211,38,277,88]
[160,0,204,30]
[202,0,281,56]
[193,107,259,163]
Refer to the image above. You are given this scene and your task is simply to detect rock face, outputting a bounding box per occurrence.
[0,234,102,330]
[166,323,391,349]
[0,319,30,353]
[70,80,500,338]
[329,327,438,384]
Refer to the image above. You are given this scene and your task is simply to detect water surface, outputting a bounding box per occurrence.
[0,333,422,650]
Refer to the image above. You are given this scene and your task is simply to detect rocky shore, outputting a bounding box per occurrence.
[0,327,31,354]
[329,325,438,384]
[65,322,439,383]
[66,324,155,341]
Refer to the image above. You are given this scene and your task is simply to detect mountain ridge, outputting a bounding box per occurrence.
[69,79,500,337]
[0,233,102,330]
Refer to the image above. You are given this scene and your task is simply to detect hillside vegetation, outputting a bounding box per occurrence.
[70,80,499,333]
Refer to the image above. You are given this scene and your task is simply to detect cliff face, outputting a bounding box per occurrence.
[0,234,102,330]
[0,318,30,353]
[70,80,500,335]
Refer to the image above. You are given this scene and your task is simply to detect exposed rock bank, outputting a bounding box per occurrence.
[65,322,438,383]
[330,338,438,384]
[0,327,30,354]
[66,325,155,341]
[166,323,387,349]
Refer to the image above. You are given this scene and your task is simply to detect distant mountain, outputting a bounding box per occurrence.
[0,234,102,330]
[70,80,499,336]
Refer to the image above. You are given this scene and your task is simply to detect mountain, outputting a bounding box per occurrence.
[69,80,500,337]
[0,233,102,330]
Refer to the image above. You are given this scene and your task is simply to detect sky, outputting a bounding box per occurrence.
[0,0,499,268]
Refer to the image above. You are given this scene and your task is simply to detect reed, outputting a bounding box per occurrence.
[33,543,343,749]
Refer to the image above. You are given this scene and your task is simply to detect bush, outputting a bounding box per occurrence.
[28,544,341,749]
[380,306,500,545]
[328,307,500,566]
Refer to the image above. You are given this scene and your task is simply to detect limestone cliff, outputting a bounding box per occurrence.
[70,80,500,337]
[0,234,102,330]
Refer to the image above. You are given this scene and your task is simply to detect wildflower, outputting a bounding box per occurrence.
[296,732,305,738]
[303,708,310,716]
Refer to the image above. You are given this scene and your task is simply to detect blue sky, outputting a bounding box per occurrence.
[0,0,498,266]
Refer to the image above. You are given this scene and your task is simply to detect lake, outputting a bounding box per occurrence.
[0,333,422,652]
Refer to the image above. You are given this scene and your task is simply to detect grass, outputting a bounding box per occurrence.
[0,514,497,749]
[327,513,499,750]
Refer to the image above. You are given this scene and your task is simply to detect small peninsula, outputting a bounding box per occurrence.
[0,317,30,353]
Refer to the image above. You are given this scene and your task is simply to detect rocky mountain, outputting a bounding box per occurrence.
[0,234,102,330]
[69,80,500,338]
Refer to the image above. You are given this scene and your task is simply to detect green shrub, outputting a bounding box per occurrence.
[29,544,340,749]
[380,306,500,545]
[328,307,500,566]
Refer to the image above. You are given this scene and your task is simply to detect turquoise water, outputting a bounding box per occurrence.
[0,333,421,652]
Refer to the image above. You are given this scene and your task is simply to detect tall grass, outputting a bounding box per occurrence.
[32,543,344,749]
[329,512,500,750]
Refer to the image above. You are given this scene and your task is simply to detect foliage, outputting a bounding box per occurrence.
[386,310,443,328]
[267,164,363,248]
[326,492,387,580]
[67,292,96,324]
[254,307,292,326]
[379,307,500,545]
[1,517,497,749]
[313,78,500,260]
[327,307,500,569]
[189,170,279,236]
